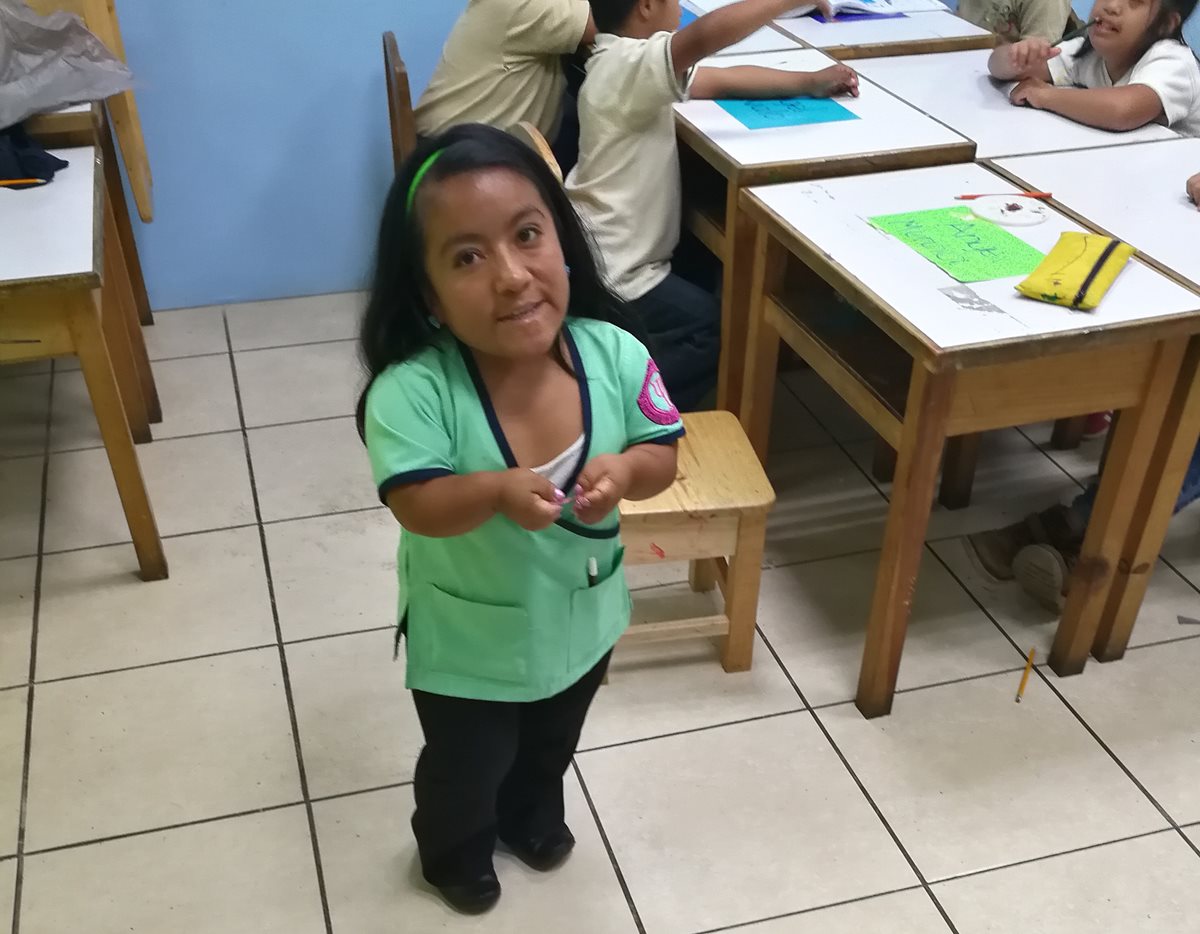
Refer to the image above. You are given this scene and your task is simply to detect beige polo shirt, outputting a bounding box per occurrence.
[566,32,693,301]
[414,0,591,140]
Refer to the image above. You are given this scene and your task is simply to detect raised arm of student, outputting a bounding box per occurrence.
[671,0,818,80]
[690,62,858,99]
[1009,81,1165,131]
[988,37,1060,81]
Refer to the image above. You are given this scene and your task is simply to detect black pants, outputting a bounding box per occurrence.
[410,651,611,885]
[627,272,722,413]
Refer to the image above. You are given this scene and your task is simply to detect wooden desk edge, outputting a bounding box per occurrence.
[798,32,997,61]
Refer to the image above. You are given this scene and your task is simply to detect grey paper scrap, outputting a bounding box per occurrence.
[939,285,1006,315]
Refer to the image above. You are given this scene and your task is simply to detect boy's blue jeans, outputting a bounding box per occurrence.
[1070,439,1200,523]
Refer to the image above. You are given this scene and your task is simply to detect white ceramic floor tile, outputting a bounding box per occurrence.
[0,689,26,857]
[932,538,1200,658]
[0,361,51,379]
[769,381,833,453]
[19,807,326,934]
[249,418,379,523]
[266,509,398,641]
[934,832,1200,933]
[818,672,1167,882]
[1186,824,1199,848]
[1161,509,1200,588]
[735,889,949,933]
[43,431,255,553]
[581,613,802,750]
[37,528,275,681]
[1020,421,1105,485]
[50,354,240,451]
[763,446,889,567]
[287,630,422,798]
[625,559,690,591]
[846,429,1079,543]
[0,858,13,932]
[1053,639,1200,826]
[0,456,42,559]
[0,375,50,458]
[758,551,1023,708]
[0,558,34,689]
[225,292,365,351]
[25,649,301,851]
[577,714,916,934]
[235,340,363,428]
[782,369,875,443]
[314,775,637,934]
[143,305,229,360]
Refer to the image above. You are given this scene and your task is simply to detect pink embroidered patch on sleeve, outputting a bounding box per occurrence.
[637,359,680,425]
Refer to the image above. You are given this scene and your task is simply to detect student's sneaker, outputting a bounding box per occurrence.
[1012,542,1075,612]
[965,504,1083,582]
[1082,411,1112,439]
[501,825,576,872]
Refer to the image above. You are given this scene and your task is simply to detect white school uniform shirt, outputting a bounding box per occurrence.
[1049,37,1200,138]
[566,32,695,301]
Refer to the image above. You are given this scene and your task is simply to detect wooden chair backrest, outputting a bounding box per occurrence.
[26,0,155,222]
[510,121,562,184]
[383,32,418,172]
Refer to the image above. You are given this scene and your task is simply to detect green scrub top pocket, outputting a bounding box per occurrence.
[418,583,532,685]
[568,547,630,669]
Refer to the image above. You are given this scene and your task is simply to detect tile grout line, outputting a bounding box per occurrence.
[688,883,928,934]
[10,364,55,934]
[569,760,647,934]
[754,625,962,934]
[222,315,335,934]
[926,544,1200,861]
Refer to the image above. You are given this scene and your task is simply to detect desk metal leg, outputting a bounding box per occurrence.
[67,292,167,581]
[1093,338,1200,661]
[1050,340,1185,675]
[856,364,955,718]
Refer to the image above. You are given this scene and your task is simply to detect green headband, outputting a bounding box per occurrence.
[405,150,443,216]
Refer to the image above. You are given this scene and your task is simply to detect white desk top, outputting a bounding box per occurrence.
[682,2,802,55]
[677,49,970,169]
[774,10,988,50]
[746,162,1200,354]
[854,50,1180,158]
[0,147,97,288]
[992,139,1200,291]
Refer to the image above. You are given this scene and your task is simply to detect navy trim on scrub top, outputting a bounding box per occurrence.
[377,467,455,503]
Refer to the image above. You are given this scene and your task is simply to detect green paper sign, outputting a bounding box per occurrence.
[868,206,1045,284]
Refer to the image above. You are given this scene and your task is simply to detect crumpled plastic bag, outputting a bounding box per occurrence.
[0,0,133,131]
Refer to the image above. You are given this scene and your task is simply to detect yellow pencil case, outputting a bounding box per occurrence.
[1015,232,1135,311]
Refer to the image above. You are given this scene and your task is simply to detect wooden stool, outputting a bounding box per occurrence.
[618,411,775,671]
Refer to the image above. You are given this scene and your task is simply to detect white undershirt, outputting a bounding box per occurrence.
[531,434,586,491]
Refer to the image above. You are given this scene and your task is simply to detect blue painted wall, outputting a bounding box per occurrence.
[119,0,464,310]
[122,0,1194,310]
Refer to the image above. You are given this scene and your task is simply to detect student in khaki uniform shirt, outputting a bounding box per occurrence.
[414,0,597,169]
[358,124,682,915]
[566,0,858,411]
[958,0,1073,43]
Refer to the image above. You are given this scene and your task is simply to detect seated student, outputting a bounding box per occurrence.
[959,0,1074,44]
[987,0,1200,137]
[414,0,597,171]
[566,0,858,411]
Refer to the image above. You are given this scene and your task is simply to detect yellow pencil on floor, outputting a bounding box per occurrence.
[0,178,46,188]
[1016,648,1035,703]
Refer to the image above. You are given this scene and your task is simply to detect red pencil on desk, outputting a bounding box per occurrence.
[955,192,1053,201]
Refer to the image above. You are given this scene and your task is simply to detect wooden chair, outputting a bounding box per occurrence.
[383,32,418,172]
[619,412,776,671]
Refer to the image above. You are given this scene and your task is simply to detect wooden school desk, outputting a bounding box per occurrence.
[674,48,974,409]
[681,1,803,55]
[735,161,1200,717]
[854,49,1180,158]
[985,137,1200,666]
[773,11,994,60]
[0,146,167,580]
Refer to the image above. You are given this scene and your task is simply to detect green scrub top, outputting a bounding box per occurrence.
[364,317,684,702]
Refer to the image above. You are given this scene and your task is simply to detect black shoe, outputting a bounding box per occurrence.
[434,873,501,914]
[503,826,576,872]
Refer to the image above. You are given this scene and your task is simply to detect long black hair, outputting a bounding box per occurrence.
[356,123,638,438]
[1076,0,1197,58]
